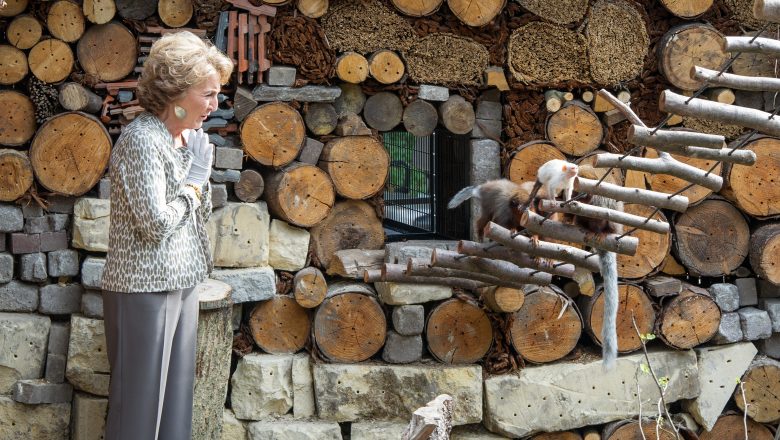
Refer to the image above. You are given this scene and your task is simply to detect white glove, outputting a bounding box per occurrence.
[184,128,213,187]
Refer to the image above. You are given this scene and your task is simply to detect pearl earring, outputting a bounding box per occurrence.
[174,105,187,119]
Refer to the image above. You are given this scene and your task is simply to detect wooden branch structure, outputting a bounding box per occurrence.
[363,266,491,291]
[753,0,780,22]
[594,152,724,191]
[403,259,528,289]
[457,240,578,279]
[692,66,780,93]
[431,249,553,286]
[653,144,755,165]
[520,210,639,256]
[576,177,690,212]
[723,36,780,56]
[660,89,780,137]
[628,125,725,149]
[483,222,602,272]
[538,200,670,234]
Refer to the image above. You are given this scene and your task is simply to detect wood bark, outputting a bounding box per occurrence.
[575,177,690,212]
[457,239,579,278]
[76,22,137,82]
[673,199,750,276]
[59,82,103,113]
[520,210,640,256]
[47,1,86,43]
[628,125,725,149]
[83,0,117,24]
[7,15,42,50]
[657,24,728,91]
[615,204,671,280]
[506,141,566,184]
[391,0,443,16]
[693,66,780,93]
[0,149,34,202]
[373,264,491,291]
[262,161,334,227]
[510,286,582,364]
[328,249,384,278]
[249,295,310,354]
[293,267,327,308]
[546,100,603,156]
[734,357,780,424]
[0,0,28,17]
[538,200,669,234]
[402,394,453,440]
[403,99,438,137]
[406,258,528,289]
[297,0,329,18]
[241,102,306,167]
[0,90,36,146]
[726,136,780,218]
[334,83,366,117]
[234,169,264,203]
[724,35,780,56]
[310,200,385,270]
[658,0,713,18]
[364,92,403,131]
[479,285,525,313]
[28,39,73,84]
[447,0,506,27]
[318,136,389,199]
[643,149,723,205]
[750,223,780,284]
[304,103,338,136]
[656,285,721,349]
[368,50,405,85]
[335,52,369,84]
[578,284,655,353]
[313,285,386,363]
[698,414,774,440]
[426,298,492,364]
[438,94,475,135]
[30,112,111,196]
[116,0,158,19]
[158,0,193,28]
[431,249,553,286]
[594,152,723,192]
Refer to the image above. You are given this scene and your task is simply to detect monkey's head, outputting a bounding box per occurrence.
[562,163,579,178]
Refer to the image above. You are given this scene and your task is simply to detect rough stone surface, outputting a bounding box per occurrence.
[418,84,449,101]
[382,331,422,364]
[66,315,110,396]
[19,252,47,282]
[24,216,51,234]
[471,118,501,140]
[0,396,70,440]
[738,307,773,340]
[760,333,780,358]
[384,242,459,265]
[47,214,70,232]
[47,195,75,214]
[81,291,103,319]
[682,342,757,431]
[762,298,780,332]
[97,178,111,200]
[47,249,79,277]
[266,65,297,87]
[711,312,743,344]
[268,220,309,271]
[231,353,294,420]
[71,392,108,440]
[0,205,23,233]
[392,305,425,335]
[483,350,700,437]
[292,353,314,419]
[222,409,247,440]
[709,284,741,312]
[0,313,50,394]
[211,183,228,209]
[476,100,502,120]
[247,420,342,440]
[9,232,40,254]
[207,202,270,268]
[210,267,275,304]
[21,204,43,219]
[0,280,38,312]
[375,282,452,305]
[232,304,242,332]
[0,253,12,283]
[48,321,70,355]
[80,257,105,290]
[215,147,245,170]
[313,363,482,425]
[351,421,407,439]
[211,169,241,183]
[12,379,73,404]
[72,199,110,252]
[45,353,66,383]
[470,139,501,240]
[74,198,110,219]
[758,279,780,298]
[39,283,83,315]
[252,84,341,102]
[298,137,324,165]
[40,231,68,252]
[736,277,759,307]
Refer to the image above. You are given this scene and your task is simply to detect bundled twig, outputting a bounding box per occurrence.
[268,13,336,83]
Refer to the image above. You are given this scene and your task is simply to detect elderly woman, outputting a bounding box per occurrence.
[101,31,232,440]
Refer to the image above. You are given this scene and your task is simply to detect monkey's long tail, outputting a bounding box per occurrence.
[599,250,619,371]
[447,186,477,209]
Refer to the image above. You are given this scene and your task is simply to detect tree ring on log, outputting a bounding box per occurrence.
[0,149,34,202]
[426,298,492,364]
[510,286,581,363]
[28,38,74,84]
[506,141,566,184]
[249,295,310,354]
[616,204,670,280]
[581,284,655,353]
[313,291,386,362]
[77,22,138,82]
[241,102,306,167]
[657,24,728,91]
[0,91,37,146]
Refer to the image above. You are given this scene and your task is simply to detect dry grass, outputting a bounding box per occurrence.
[508,22,591,84]
[403,33,489,86]
[587,0,649,86]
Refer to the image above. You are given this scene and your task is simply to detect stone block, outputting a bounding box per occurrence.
[384,241,459,264]
[313,363,482,425]
[47,249,79,277]
[231,353,294,420]
[40,231,68,252]
[682,342,757,431]
[222,409,247,440]
[418,84,449,102]
[266,65,297,87]
[47,214,70,232]
[476,100,502,120]
[0,253,12,283]
[0,205,23,233]
[298,137,324,165]
[709,283,740,312]
[252,84,341,102]
[644,276,683,298]
[210,267,276,304]
[74,198,110,219]
[375,282,452,305]
[12,379,73,404]
[46,195,76,214]
[207,202,270,268]
[45,353,66,383]
[0,396,70,440]
[211,169,242,183]
[81,291,103,319]
[71,392,108,440]
[211,183,228,209]
[760,333,780,358]
[351,422,407,439]
[470,118,501,140]
[483,350,699,437]
[736,277,759,307]
[0,313,50,394]
[382,331,422,364]
[762,298,780,332]
[24,216,51,234]
[66,315,110,396]
[39,283,83,315]
[470,139,501,240]
[292,353,314,419]
[97,178,111,199]
[9,232,40,254]
[247,420,342,440]
[268,220,309,271]
[392,305,425,335]
[20,252,47,282]
[215,146,244,169]
[710,312,743,344]
[0,233,4,252]
[738,307,773,340]
[0,280,39,312]
[21,204,43,219]
[48,321,70,356]
[758,279,780,298]
[80,257,105,290]
[72,200,110,252]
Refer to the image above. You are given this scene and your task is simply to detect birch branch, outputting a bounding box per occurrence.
[364,266,490,291]
[652,145,756,165]
[723,35,780,56]
[594,153,724,191]
[628,125,725,149]
[404,259,524,288]
[457,240,578,278]
[692,66,780,93]
[431,249,553,286]
[538,200,670,234]
[576,177,690,212]
[520,210,639,256]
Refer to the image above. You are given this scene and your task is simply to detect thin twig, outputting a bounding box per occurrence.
[739,379,750,440]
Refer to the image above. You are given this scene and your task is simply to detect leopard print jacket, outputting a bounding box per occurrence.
[102,112,213,293]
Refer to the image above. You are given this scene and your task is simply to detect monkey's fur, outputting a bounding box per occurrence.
[447,179,533,240]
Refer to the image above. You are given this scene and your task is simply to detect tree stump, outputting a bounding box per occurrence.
[657,24,728,91]
[115,0,157,19]
[262,161,335,227]
[699,414,774,440]
[426,298,492,364]
[545,101,603,157]
[297,0,328,18]
[335,52,369,84]
[234,169,264,203]
[726,136,780,218]
[749,223,780,285]
[579,284,655,354]
[0,149,34,202]
[391,0,443,16]
[506,141,566,184]
[30,112,112,196]
[241,102,306,167]
[192,279,232,440]
[0,45,28,85]
[28,39,73,83]
[249,295,310,354]
[510,286,582,363]
[313,283,386,363]
[658,0,713,18]
[368,50,405,85]
[47,0,86,43]
[447,0,506,27]
[309,200,384,270]
[59,82,103,113]
[293,267,327,308]
[479,286,525,313]
[0,0,29,17]
[656,285,720,349]
[403,99,438,137]
[673,199,750,276]
[438,95,475,135]
[645,149,721,205]
[304,103,338,136]
[318,136,389,199]
[734,357,780,423]
[334,83,366,117]
[76,21,137,82]
[7,15,42,50]
[83,0,117,24]
[158,0,193,28]
[364,92,403,131]
[616,204,671,280]
[0,90,36,146]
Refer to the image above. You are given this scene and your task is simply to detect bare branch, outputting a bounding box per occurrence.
[594,153,724,191]
[538,200,670,234]
[520,210,639,256]
[576,177,690,212]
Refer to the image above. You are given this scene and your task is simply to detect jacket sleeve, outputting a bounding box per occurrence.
[199,181,213,223]
[113,132,201,244]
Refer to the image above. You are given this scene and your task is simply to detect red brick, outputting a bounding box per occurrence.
[9,233,41,254]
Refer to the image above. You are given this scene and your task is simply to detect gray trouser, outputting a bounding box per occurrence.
[102,287,199,440]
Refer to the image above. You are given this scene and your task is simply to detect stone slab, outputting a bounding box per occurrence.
[252,84,341,102]
[417,85,449,102]
[0,313,50,394]
[0,205,23,233]
[12,379,73,404]
[207,202,270,268]
[736,278,759,307]
[266,65,297,87]
[709,283,740,312]
[268,220,309,271]
[350,421,407,440]
[66,315,110,396]
[0,280,38,312]
[375,282,452,305]
[80,257,105,290]
[47,249,79,277]
[210,267,276,304]
[738,307,772,340]
[292,353,314,419]
[222,409,247,440]
[231,353,294,420]
[247,420,342,440]
[215,147,244,170]
[711,312,743,344]
[39,283,83,315]
[71,392,108,440]
[45,353,66,383]
[0,396,70,440]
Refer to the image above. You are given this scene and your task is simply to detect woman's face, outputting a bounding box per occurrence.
[175,72,221,130]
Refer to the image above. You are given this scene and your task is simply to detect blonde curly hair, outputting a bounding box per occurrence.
[137,31,233,116]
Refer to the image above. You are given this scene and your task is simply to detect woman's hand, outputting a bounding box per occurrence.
[184,128,213,187]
